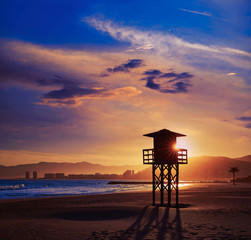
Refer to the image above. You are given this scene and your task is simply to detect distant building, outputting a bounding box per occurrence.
[111,174,119,179]
[33,171,37,179]
[123,170,132,179]
[25,171,30,179]
[44,173,55,179]
[68,174,84,179]
[55,173,65,179]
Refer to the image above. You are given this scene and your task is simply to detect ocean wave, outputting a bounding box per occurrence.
[0,184,25,190]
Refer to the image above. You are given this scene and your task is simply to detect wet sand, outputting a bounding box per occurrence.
[0,183,250,240]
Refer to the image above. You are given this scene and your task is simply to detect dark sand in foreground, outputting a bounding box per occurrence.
[0,183,250,240]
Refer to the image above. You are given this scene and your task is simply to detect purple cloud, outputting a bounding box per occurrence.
[237,116,251,128]
[237,116,251,121]
[144,69,162,76]
[160,81,192,93]
[145,77,160,90]
[142,69,194,94]
[43,87,100,100]
[102,59,143,75]
[37,75,81,88]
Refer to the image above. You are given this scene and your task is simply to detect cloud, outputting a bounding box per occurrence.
[0,40,99,89]
[237,116,251,129]
[123,59,143,69]
[161,81,192,93]
[0,52,47,87]
[160,72,194,82]
[126,44,154,52]
[144,78,192,94]
[37,75,81,88]
[83,16,251,76]
[43,87,100,100]
[144,69,162,76]
[0,35,250,159]
[103,59,143,75]
[179,8,212,17]
[0,52,83,91]
[142,69,193,94]
[237,116,251,121]
[159,72,178,78]
[145,77,160,90]
[0,40,143,108]
[41,86,142,108]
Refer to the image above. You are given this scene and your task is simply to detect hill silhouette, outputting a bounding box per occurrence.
[0,161,144,179]
[0,155,250,180]
[135,155,251,180]
[236,155,251,162]
[179,155,251,180]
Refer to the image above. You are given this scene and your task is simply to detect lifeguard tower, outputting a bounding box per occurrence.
[143,129,188,207]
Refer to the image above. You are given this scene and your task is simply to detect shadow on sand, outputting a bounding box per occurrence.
[87,205,190,240]
[54,206,141,221]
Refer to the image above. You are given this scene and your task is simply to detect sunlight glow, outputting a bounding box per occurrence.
[176,138,189,150]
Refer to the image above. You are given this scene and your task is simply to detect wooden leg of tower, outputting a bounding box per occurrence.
[152,164,155,206]
[176,163,179,207]
[168,164,171,208]
[160,164,164,206]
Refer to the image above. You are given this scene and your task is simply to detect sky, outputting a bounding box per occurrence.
[0,0,251,166]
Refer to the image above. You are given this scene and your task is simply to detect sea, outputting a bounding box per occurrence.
[0,179,153,200]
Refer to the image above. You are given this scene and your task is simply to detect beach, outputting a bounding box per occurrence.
[0,183,250,240]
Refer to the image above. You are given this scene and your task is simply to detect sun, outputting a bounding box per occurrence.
[176,138,189,151]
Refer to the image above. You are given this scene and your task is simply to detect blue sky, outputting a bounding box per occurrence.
[1,0,250,48]
[0,0,251,165]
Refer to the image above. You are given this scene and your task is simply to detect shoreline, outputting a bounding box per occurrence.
[0,181,249,201]
[108,180,231,184]
[1,181,249,202]
[0,183,250,239]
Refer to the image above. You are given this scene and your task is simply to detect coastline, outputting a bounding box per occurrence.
[0,183,250,239]
[0,179,234,201]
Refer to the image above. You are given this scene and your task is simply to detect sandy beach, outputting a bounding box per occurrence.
[0,183,250,240]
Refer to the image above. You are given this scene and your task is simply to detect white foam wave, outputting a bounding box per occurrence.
[0,184,25,190]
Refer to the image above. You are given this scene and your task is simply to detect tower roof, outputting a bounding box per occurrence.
[143,128,186,138]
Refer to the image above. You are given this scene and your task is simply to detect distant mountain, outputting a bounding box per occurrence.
[135,155,251,181]
[1,155,251,180]
[0,161,145,179]
[180,155,251,180]
[236,155,251,162]
[236,175,251,183]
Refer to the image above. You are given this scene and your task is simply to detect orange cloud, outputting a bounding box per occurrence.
[0,38,250,160]
[40,86,142,108]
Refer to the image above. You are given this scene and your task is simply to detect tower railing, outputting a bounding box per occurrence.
[177,148,188,164]
[143,148,187,164]
[143,149,154,164]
